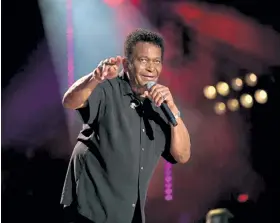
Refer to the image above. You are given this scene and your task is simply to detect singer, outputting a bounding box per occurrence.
[60,28,191,223]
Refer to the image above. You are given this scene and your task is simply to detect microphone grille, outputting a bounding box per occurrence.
[146,81,156,90]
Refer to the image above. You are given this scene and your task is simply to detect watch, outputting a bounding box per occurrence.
[174,110,181,119]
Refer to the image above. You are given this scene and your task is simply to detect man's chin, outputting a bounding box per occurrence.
[131,84,147,95]
[141,78,158,86]
[139,82,148,87]
[139,79,155,86]
[134,80,147,88]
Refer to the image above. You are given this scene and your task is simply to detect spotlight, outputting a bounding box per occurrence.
[206,208,233,223]
[227,99,239,111]
[214,102,226,115]
[216,82,230,96]
[231,77,243,91]
[203,85,217,99]
[245,73,257,87]
[240,94,253,108]
[254,89,268,104]
[164,162,173,201]
[103,0,124,6]
[237,193,249,203]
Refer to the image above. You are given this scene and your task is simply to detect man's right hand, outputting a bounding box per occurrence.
[93,56,123,83]
[62,56,123,109]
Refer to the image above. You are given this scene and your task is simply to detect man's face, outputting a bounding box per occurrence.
[126,42,163,87]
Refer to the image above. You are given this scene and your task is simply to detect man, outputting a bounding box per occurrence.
[60,28,191,223]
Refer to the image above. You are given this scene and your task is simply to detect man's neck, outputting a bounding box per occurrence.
[131,84,146,96]
[125,72,146,98]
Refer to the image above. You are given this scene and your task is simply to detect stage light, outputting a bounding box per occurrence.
[254,89,268,104]
[131,0,140,6]
[164,161,173,201]
[240,94,253,108]
[206,208,233,223]
[227,99,239,111]
[231,77,243,91]
[237,193,249,203]
[203,85,217,99]
[216,82,230,96]
[245,73,257,87]
[165,194,173,201]
[214,102,226,115]
[103,0,124,7]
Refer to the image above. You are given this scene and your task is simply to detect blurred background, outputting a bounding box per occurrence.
[2,0,280,222]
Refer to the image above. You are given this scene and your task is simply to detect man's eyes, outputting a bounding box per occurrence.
[139,58,161,63]
[140,58,148,62]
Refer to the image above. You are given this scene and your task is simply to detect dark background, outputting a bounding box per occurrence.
[2,0,280,222]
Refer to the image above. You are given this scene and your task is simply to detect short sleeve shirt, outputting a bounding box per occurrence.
[60,74,176,223]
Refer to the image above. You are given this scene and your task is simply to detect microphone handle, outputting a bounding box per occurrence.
[160,102,178,127]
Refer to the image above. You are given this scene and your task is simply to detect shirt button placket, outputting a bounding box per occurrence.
[141,125,145,170]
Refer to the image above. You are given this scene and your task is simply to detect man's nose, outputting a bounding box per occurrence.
[145,62,155,72]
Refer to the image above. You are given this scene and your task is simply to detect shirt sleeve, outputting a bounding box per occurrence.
[76,84,106,125]
[154,112,177,164]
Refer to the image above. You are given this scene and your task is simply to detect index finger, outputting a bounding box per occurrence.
[115,56,123,65]
[149,84,163,94]
[106,56,123,66]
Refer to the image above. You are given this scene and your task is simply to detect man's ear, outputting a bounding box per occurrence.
[123,57,134,72]
[122,57,129,72]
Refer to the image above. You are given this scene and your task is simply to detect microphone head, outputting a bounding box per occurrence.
[146,81,156,90]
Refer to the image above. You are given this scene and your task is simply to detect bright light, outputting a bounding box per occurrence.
[227,99,239,111]
[164,195,173,201]
[214,102,226,115]
[238,194,249,203]
[103,0,124,7]
[254,89,268,104]
[164,161,173,201]
[203,85,217,99]
[231,78,243,91]
[216,82,230,96]
[240,94,253,108]
[245,73,257,87]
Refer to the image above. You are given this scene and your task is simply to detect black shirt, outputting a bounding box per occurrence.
[60,74,177,223]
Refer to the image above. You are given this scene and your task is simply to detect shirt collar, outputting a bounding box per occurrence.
[118,73,159,113]
[119,72,158,112]
[119,71,133,96]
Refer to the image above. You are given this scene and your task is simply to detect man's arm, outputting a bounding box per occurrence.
[168,105,191,164]
[149,84,191,164]
[62,56,122,110]
[62,72,99,109]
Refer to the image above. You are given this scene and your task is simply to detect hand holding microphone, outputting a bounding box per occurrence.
[146,81,180,126]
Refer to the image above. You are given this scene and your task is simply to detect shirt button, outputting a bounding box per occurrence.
[141,167,144,170]
[142,148,144,151]
[132,203,136,207]
[142,129,145,132]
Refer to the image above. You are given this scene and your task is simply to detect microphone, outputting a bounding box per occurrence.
[146,81,178,127]
[130,99,141,109]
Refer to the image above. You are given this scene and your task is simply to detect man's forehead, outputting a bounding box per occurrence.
[133,42,161,55]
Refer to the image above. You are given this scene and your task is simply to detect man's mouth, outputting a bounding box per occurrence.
[141,74,156,80]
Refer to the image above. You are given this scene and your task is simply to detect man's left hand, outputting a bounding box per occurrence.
[148,84,176,108]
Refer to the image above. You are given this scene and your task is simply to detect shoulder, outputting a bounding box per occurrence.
[96,76,125,98]
[95,78,117,91]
